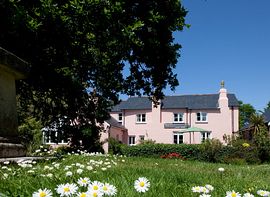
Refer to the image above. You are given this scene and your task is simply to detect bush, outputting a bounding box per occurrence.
[139,139,156,145]
[215,145,260,165]
[253,129,270,163]
[108,137,126,155]
[160,152,186,160]
[18,117,43,155]
[198,139,223,162]
[121,143,200,159]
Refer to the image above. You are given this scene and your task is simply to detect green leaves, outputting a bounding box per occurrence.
[2,0,187,149]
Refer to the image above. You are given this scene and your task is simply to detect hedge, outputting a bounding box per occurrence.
[121,143,200,159]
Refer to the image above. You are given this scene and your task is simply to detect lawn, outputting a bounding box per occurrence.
[1,153,270,196]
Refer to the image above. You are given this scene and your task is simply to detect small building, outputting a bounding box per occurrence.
[100,117,128,152]
[107,83,239,147]
[0,47,29,157]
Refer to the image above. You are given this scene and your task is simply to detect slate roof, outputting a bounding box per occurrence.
[111,94,239,111]
[263,109,270,122]
[105,117,127,130]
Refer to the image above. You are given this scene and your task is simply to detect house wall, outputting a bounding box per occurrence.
[0,69,18,137]
[100,121,127,153]
[109,90,239,145]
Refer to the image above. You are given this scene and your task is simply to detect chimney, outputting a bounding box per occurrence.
[218,80,229,108]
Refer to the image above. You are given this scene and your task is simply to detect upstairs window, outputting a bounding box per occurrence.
[118,113,123,123]
[174,113,184,122]
[196,112,207,122]
[136,114,146,123]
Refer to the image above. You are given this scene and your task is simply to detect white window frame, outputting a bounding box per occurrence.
[118,113,123,123]
[128,136,136,146]
[173,133,184,144]
[201,132,211,142]
[173,113,184,123]
[196,112,208,122]
[43,131,68,145]
[136,113,146,123]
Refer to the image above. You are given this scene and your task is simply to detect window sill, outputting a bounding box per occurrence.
[195,121,208,124]
[44,143,68,145]
[136,122,147,124]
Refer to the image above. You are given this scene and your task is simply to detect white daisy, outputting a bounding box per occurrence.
[32,188,53,197]
[218,167,225,172]
[101,183,117,196]
[226,190,241,197]
[77,177,91,187]
[66,171,73,177]
[47,173,53,178]
[56,183,78,196]
[88,181,103,192]
[3,173,8,179]
[192,186,202,193]
[76,191,91,197]
[200,187,209,194]
[77,169,83,174]
[199,194,211,197]
[134,177,150,193]
[86,166,93,171]
[205,184,214,191]
[243,193,255,197]
[54,163,60,168]
[257,190,270,197]
[87,190,103,197]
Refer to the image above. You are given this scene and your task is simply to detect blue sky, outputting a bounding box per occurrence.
[167,0,270,111]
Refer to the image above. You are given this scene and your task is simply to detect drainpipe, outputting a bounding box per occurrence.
[231,107,234,134]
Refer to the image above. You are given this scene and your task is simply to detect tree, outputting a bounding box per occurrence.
[264,101,270,111]
[250,113,266,135]
[239,101,256,129]
[0,0,188,150]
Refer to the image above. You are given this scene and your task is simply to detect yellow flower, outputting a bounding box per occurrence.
[242,143,250,148]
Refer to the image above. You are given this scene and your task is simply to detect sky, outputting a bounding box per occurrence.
[165,0,270,111]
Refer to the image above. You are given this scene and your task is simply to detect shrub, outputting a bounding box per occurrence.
[18,117,43,155]
[160,152,186,160]
[198,139,223,162]
[253,128,270,163]
[121,143,200,159]
[139,139,156,145]
[108,137,126,155]
[215,145,260,165]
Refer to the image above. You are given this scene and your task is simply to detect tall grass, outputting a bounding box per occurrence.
[1,154,270,196]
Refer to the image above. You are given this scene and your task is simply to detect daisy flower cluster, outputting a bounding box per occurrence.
[192,184,214,196]
[32,176,150,196]
[34,145,55,156]
[191,186,270,197]
[54,179,117,197]
[225,189,270,197]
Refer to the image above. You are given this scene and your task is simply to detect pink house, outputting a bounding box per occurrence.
[101,84,239,152]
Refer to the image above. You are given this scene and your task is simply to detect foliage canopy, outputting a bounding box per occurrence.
[0,0,187,150]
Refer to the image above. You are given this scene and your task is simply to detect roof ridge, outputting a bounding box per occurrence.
[165,93,219,97]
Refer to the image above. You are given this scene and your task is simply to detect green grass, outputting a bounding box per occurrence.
[1,154,270,196]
